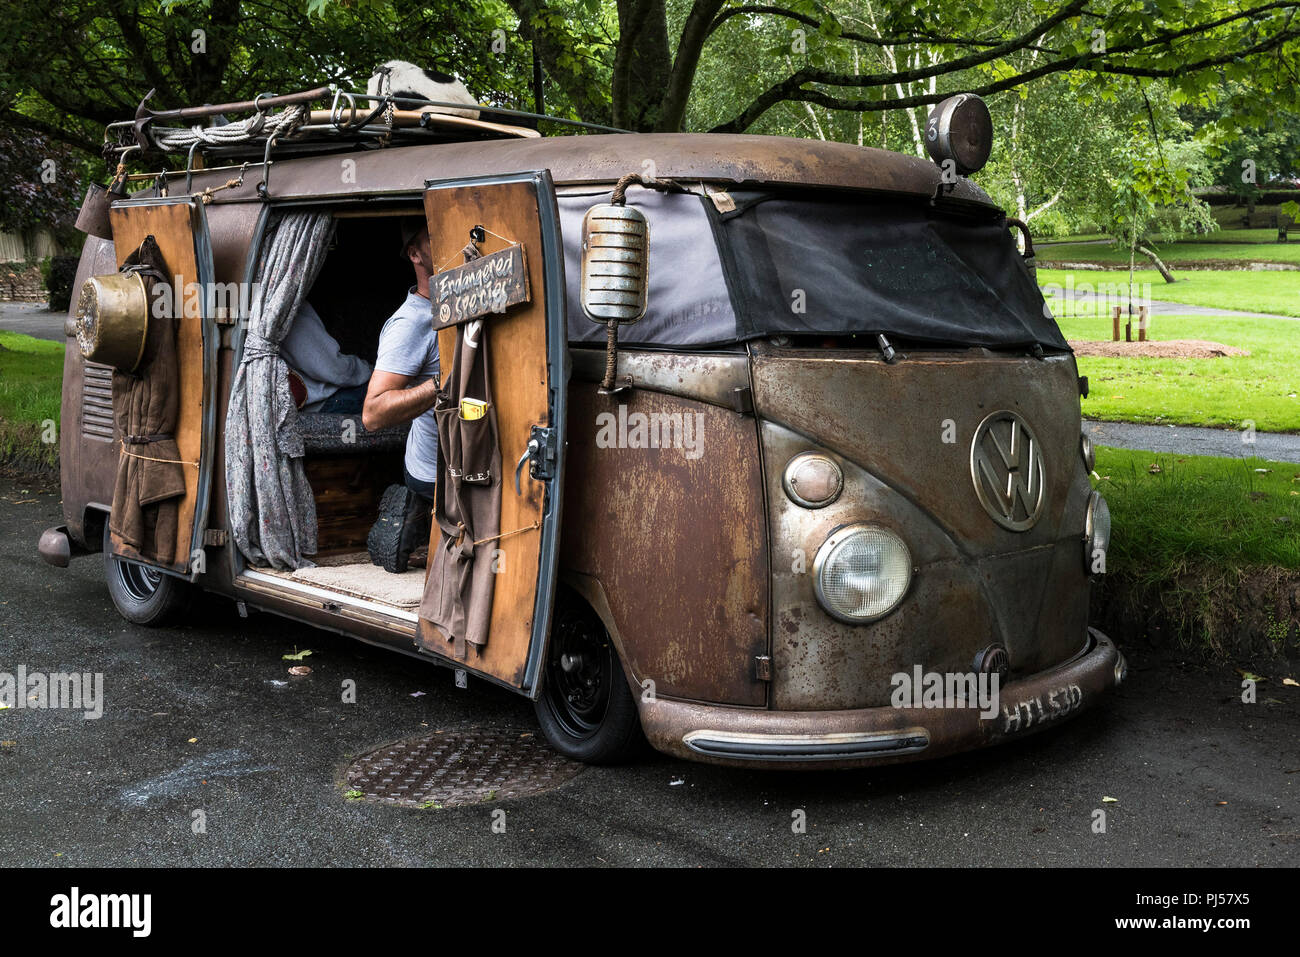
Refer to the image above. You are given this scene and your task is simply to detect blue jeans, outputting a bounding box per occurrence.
[404,467,436,503]
[319,384,367,414]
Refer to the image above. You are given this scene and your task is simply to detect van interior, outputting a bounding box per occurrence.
[249,208,431,616]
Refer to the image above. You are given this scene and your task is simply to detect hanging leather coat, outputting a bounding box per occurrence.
[420,316,503,658]
[108,236,187,566]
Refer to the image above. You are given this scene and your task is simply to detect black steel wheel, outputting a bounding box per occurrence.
[103,522,192,626]
[533,589,642,764]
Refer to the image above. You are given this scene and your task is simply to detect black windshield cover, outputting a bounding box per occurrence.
[714,193,1068,351]
[558,188,1068,352]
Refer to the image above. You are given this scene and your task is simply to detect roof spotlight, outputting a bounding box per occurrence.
[925,93,993,176]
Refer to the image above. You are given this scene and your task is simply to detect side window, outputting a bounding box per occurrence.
[557,189,737,348]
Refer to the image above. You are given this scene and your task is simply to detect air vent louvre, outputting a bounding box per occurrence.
[81,362,115,441]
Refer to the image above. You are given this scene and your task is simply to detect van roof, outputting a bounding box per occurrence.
[189,132,998,208]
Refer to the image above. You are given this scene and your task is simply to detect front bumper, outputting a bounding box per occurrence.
[639,628,1124,770]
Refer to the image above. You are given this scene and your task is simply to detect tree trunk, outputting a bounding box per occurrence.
[612,0,672,131]
[1137,244,1175,283]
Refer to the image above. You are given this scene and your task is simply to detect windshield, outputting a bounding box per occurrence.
[558,187,1067,353]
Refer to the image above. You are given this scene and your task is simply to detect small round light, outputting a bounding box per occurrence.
[1084,491,1111,574]
[783,452,843,509]
[1081,433,1096,473]
[925,93,993,175]
[813,524,912,623]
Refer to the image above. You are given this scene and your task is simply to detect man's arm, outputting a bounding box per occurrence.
[362,371,439,431]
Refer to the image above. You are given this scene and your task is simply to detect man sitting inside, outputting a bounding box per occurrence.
[280,301,373,414]
[362,218,441,573]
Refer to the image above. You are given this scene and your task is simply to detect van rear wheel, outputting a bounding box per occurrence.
[534,592,642,764]
[103,523,192,626]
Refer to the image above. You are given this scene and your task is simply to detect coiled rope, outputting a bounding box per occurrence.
[151,105,308,152]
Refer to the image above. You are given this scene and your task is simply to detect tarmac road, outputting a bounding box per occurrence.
[0,302,64,343]
[0,475,1296,867]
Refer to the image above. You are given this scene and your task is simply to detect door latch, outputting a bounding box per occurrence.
[514,425,558,495]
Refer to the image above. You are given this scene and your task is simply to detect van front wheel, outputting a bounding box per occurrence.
[534,593,642,764]
[103,524,192,626]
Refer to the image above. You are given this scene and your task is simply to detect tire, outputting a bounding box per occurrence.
[103,523,192,626]
[534,590,643,764]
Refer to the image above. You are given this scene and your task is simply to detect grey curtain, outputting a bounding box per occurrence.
[225,211,335,570]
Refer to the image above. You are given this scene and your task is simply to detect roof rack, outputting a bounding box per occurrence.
[101,84,631,194]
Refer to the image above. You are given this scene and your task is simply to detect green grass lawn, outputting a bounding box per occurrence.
[1096,446,1300,575]
[0,331,65,469]
[1037,232,1110,244]
[1049,311,1300,432]
[1095,445,1300,655]
[1038,267,1300,317]
[1040,239,1300,265]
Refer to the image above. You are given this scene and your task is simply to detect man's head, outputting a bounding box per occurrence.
[400,217,434,298]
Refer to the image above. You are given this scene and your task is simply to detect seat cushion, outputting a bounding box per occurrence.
[298,412,409,455]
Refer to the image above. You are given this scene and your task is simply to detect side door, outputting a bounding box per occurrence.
[418,170,568,696]
[107,196,218,579]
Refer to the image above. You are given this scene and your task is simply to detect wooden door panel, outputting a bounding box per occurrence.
[420,172,566,692]
[107,199,212,575]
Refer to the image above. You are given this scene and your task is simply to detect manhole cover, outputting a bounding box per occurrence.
[343,728,584,808]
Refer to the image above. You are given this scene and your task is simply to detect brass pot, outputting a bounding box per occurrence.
[74,272,151,373]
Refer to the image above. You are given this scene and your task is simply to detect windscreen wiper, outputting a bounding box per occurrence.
[877,334,904,363]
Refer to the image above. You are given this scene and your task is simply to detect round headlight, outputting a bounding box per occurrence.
[1084,491,1111,574]
[813,525,912,623]
[1081,433,1096,473]
[783,452,843,509]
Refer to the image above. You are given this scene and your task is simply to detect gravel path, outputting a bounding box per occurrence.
[1086,419,1300,464]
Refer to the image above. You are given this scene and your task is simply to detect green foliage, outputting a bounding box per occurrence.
[1095,447,1300,574]
[2,0,1298,252]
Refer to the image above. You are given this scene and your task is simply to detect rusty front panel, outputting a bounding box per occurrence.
[60,236,121,546]
[190,133,996,210]
[561,382,769,707]
[570,349,750,410]
[754,347,1094,700]
[752,347,1090,555]
[762,421,997,710]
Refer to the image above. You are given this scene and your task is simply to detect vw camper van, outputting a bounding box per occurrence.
[38,86,1123,769]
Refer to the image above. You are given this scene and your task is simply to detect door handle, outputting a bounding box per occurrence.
[514,438,540,496]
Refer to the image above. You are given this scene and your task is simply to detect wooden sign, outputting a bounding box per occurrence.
[432,243,530,327]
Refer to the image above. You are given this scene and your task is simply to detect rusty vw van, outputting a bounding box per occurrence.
[38,88,1123,768]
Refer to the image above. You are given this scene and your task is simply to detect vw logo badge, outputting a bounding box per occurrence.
[970,411,1046,532]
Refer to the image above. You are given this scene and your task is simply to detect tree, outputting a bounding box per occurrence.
[0,121,85,243]
[0,0,536,162]
[1069,83,1216,287]
[5,0,1300,154]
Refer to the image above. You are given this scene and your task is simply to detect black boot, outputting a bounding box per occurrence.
[368,484,432,573]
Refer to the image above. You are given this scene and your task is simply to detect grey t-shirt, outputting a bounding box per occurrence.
[374,288,441,483]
